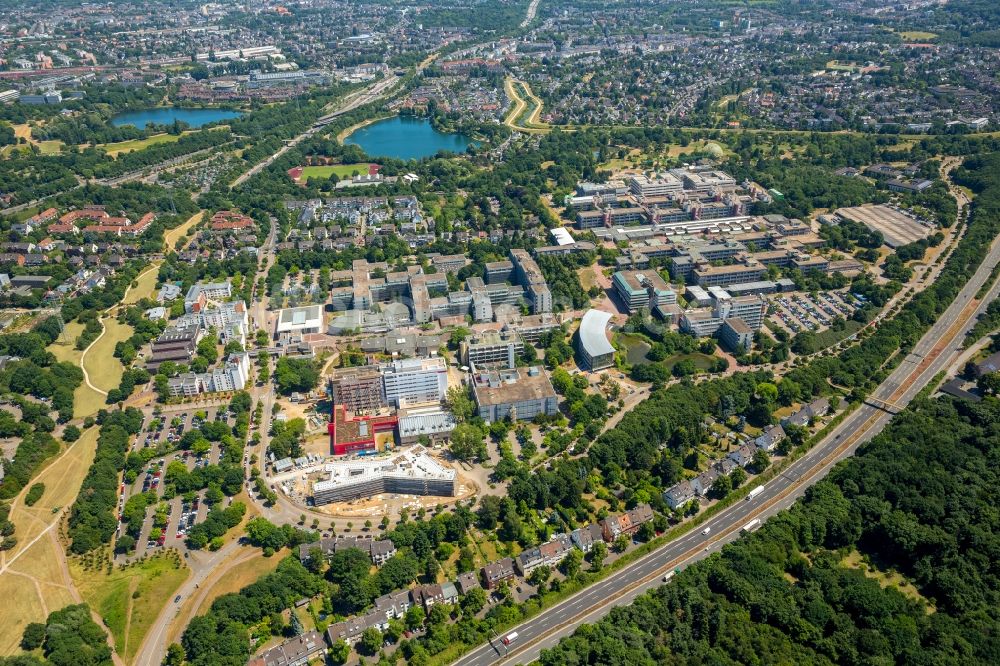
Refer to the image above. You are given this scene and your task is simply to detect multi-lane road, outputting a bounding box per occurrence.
[453,204,1000,666]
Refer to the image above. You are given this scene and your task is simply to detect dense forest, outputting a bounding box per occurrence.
[538,394,1000,665]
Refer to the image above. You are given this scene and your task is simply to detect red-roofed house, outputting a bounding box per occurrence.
[46,223,79,235]
[211,210,254,232]
[60,209,108,224]
[30,207,58,225]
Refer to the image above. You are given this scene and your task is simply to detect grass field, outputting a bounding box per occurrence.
[99,133,183,157]
[299,163,377,180]
[578,266,599,290]
[164,210,204,252]
[6,123,63,155]
[598,142,729,171]
[195,552,280,616]
[100,127,229,158]
[82,316,131,394]
[124,264,161,305]
[666,140,728,159]
[809,320,865,352]
[47,321,107,418]
[825,60,862,72]
[37,140,63,155]
[0,426,100,653]
[899,30,937,42]
[70,552,190,661]
[841,549,933,612]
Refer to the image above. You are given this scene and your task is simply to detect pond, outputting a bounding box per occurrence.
[618,334,652,366]
[111,107,243,129]
[343,116,475,160]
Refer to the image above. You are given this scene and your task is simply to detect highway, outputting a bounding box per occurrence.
[452,202,1000,666]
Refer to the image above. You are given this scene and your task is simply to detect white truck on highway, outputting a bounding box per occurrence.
[502,631,518,646]
[741,518,762,534]
[746,485,765,501]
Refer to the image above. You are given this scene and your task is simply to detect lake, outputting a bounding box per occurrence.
[111,107,243,129]
[344,116,474,160]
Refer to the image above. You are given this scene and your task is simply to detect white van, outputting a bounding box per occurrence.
[702,526,711,536]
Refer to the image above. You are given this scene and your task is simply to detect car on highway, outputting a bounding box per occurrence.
[702,527,711,535]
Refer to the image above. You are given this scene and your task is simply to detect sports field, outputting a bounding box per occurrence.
[299,163,377,180]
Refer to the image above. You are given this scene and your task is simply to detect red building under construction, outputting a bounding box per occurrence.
[328,404,398,456]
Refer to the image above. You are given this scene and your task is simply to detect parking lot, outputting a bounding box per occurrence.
[768,290,861,335]
[116,406,235,560]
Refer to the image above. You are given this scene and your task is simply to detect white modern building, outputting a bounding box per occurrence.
[577,309,616,371]
[380,357,448,408]
[276,305,324,336]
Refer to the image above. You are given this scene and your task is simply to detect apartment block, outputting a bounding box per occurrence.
[485,260,514,284]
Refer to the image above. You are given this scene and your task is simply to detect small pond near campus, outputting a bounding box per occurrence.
[619,334,652,365]
[110,107,243,129]
[343,116,475,160]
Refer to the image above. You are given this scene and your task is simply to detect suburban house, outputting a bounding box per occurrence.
[373,589,412,620]
[570,523,605,553]
[455,571,481,594]
[411,583,445,611]
[297,535,397,566]
[663,480,697,510]
[754,424,787,452]
[481,557,516,589]
[516,533,573,576]
[727,443,758,468]
[781,398,830,428]
[601,504,654,541]
[690,467,720,496]
[247,630,326,666]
